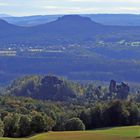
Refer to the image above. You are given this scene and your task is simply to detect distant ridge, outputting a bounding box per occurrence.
[57,15,92,22]
[54,15,101,27]
[1,14,140,26]
[0,15,140,45]
[1,15,140,84]
[0,14,11,17]
[0,19,21,29]
[0,19,9,24]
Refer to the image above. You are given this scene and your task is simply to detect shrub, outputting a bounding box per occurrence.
[65,118,85,131]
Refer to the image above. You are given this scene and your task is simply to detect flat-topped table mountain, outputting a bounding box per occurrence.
[0,15,140,45]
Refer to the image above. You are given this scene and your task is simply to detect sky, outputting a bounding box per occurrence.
[0,0,140,16]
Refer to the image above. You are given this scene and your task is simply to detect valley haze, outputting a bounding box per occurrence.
[0,14,140,84]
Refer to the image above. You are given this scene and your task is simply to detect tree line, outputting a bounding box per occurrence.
[5,75,139,101]
[0,96,139,138]
[0,75,139,138]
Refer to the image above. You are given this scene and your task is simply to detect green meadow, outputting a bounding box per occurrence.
[0,126,139,140]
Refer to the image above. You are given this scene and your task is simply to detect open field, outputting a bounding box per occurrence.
[0,126,139,140]
[94,126,140,138]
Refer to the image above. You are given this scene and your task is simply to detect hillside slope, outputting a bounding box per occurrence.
[0,126,139,140]
[0,15,140,45]
[2,14,140,26]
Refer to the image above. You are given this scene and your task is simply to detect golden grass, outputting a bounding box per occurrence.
[0,126,139,140]
[29,131,136,140]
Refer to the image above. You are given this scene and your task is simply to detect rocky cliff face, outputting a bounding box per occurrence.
[109,80,130,99]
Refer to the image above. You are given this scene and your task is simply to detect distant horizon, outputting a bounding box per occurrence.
[1,13,140,17]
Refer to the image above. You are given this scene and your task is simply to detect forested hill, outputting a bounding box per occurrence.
[5,75,140,102]
[0,75,139,138]
[0,15,140,45]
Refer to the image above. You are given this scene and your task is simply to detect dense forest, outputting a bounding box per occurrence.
[5,75,138,101]
[0,75,139,138]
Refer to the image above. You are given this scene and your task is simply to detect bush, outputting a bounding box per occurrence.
[3,113,20,137]
[18,115,31,137]
[0,119,4,137]
[65,118,85,131]
[31,114,46,133]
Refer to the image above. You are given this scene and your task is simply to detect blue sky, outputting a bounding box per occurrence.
[0,0,140,16]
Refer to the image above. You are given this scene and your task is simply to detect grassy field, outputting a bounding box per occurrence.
[94,125,140,138]
[0,126,139,140]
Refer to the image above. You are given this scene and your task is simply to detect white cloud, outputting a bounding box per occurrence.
[43,6,82,14]
[0,0,140,16]
[0,2,8,6]
[69,0,140,3]
[43,5,140,14]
